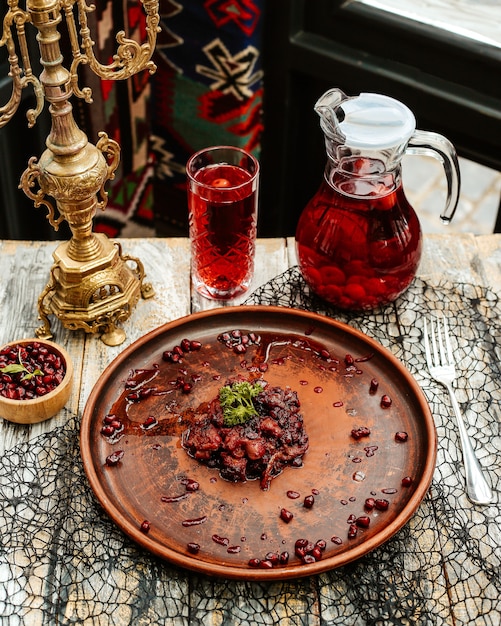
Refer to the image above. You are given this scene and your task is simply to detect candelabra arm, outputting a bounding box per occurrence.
[68,0,159,102]
[96,132,121,211]
[19,156,65,230]
[0,3,44,128]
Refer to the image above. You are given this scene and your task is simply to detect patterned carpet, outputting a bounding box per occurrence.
[93,161,156,238]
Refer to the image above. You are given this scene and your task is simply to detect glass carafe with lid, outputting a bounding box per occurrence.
[295,88,460,311]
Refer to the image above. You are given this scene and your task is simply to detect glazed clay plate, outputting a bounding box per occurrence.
[80,306,436,580]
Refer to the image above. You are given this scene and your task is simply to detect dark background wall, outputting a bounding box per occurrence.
[1,0,500,239]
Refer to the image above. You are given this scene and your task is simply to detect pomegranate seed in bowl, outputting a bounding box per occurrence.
[0,338,73,424]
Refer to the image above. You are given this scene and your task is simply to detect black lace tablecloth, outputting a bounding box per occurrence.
[0,270,499,625]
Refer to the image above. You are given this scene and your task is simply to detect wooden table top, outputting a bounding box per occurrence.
[0,234,499,625]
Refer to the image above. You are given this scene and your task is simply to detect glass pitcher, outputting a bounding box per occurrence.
[295,88,460,311]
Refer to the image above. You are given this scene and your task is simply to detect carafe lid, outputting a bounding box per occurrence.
[323,92,416,150]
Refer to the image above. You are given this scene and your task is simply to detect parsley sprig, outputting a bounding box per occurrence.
[219,380,263,426]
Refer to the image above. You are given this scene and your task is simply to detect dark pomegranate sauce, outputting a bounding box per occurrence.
[181,380,309,490]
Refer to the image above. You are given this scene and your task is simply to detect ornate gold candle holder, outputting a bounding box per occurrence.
[0,0,160,346]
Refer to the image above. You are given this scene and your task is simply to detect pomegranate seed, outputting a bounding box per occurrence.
[303,495,315,509]
[260,559,274,569]
[304,541,315,554]
[348,524,358,539]
[302,554,316,564]
[294,538,308,556]
[280,508,293,523]
[142,416,157,429]
[356,515,370,528]
[265,552,279,565]
[344,354,355,366]
[364,497,376,511]
[105,450,124,466]
[380,394,392,408]
[248,558,261,568]
[190,340,202,351]
[180,339,191,352]
[369,378,379,394]
[395,431,409,442]
[351,426,371,440]
[212,535,229,546]
[311,546,323,560]
[279,551,289,565]
[375,498,389,511]
[315,539,327,551]
[140,520,150,533]
[401,476,413,487]
[187,542,200,554]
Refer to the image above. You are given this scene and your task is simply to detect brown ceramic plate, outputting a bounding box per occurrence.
[80,306,436,580]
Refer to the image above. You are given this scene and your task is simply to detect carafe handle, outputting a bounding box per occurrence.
[406,130,461,222]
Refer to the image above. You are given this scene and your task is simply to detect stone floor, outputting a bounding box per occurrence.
[403,155,501,235]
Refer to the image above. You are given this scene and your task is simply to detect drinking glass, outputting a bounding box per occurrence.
[186,146,260,300]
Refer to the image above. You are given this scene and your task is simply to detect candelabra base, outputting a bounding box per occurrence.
[36,234,154,346]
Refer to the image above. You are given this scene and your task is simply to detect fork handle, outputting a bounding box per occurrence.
[445,383,494,505]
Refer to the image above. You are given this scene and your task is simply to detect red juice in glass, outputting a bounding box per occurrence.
[187,147,259,300]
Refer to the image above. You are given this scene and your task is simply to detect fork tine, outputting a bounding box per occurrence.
[442,316,454,366]
[436,317,448,367]
[430,317,441,367]
[423,317,432,367]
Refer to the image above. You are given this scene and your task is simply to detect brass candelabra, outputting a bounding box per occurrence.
[0,0,160,346]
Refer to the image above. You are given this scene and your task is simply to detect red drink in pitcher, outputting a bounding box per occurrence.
[295,88,460,311]
[296,158,422,311]
[187,147,259,300]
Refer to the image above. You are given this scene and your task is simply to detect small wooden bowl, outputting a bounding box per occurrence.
[0,338,74,424]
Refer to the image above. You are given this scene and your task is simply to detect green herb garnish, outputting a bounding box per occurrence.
[0,349,43,381]
[219,380,263,426]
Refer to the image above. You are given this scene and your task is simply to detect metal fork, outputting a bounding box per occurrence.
[423,316,494,505]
